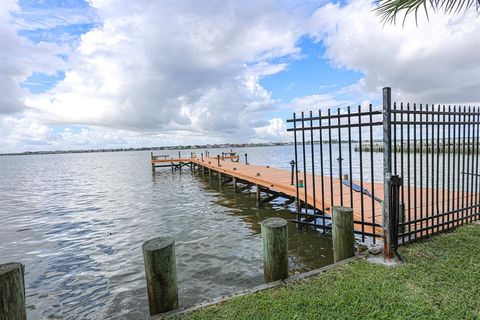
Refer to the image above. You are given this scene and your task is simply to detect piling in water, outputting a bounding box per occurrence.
[142,237,178,315]
[332,206,355,263]
[0,262,26,320]
[261,218,288,282]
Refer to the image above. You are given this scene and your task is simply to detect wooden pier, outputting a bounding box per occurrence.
[151,152,386,235]
[151,152,480,239]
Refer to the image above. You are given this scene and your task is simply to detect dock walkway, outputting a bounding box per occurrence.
[151,155,384,234]
[151,155,478,237]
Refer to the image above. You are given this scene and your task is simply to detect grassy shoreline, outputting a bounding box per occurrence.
[175,224,480,319]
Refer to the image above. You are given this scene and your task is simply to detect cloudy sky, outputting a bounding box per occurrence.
[1,0,479,153]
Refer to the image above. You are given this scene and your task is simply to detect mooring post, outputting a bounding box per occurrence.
[151,152,155,173]
[142,237,178,316]
[201,153,203,161]
[290,160,295,185]
[245,153,248,165]
[0,262,27,320]
[217,155,221,167]
[332,206,355,263]
[382,86,394,260]
[261,218,288,282]
[256,184,261,206]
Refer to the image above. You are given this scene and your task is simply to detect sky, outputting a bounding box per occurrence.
[1,0,479,153]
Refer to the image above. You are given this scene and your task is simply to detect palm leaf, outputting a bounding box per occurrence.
[375,0,480,24]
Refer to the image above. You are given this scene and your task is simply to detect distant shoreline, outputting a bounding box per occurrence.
[0,142,292,157]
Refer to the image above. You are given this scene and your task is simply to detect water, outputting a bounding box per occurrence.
[0,146,333,319]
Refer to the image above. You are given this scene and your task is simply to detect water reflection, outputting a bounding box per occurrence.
[0,148,333,319]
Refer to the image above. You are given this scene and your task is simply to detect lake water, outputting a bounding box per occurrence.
[0,146,336,319]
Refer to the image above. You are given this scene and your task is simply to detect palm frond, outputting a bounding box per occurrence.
[375,0,480,24]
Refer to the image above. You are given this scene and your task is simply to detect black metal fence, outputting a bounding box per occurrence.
[390,101,480,243]
[287,87,480,251]
[287,105,384,244]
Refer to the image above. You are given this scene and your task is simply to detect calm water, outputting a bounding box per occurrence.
[0,146,334,319]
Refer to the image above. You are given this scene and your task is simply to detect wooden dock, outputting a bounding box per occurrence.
[151,153,385,234]
[151,153,479,238]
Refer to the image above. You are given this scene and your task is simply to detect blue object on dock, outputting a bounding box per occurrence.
[342,180,382,203]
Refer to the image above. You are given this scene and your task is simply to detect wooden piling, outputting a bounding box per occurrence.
[332,206,355,263]
[233,177,237,192]
[0,262,26,320]
[256,184,261,206]
[261,218,288,282]
[151,152,155,173]
[142,237,178,315]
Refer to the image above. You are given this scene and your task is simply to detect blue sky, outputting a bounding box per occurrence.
[1,0,479,152]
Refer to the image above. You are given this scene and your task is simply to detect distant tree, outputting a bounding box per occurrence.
[376,0,480,24]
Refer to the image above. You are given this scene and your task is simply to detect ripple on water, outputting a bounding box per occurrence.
[0,149,334,319]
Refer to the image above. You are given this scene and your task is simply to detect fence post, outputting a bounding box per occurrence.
[261,218,288,282]
[383,86,395,260]
[332,207,355,263]
[142,237,178,315]
[390,175,402,252]
[0,262,27,320]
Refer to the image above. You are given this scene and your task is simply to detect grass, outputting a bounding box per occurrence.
[175,224,480,320]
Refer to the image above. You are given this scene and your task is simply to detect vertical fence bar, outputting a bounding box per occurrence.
[466,107,472,223]
[435,105,441,233]
[319,110,326,230]
[441,105,446,230]
[393,102,397,175]
[461,106,467,225]
[475,108,480,222]
[382,87,394,259]
[301,112,308,218]
[456,106,462,227]
[358,106,365,242]
[399,102,405,242]
[293,113,300,221]
[447,106,452,229]
[369,104,376,244]
[348,107,353,209]
[337,108,344,206]
[407,103,412,241]
[413,103,418,238]
[425,104,430,236]
[310,111,317,218]
[453,106,458,227]
[430,104,435,234]
[470,107,475,222]
[328,109,334,209]
[419,103,423,238]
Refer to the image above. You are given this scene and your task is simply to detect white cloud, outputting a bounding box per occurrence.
[281,93,353,113]
[26,0,306,139]
[3,0,480,153]
[254,118,288,142]
[0,0,66,115]
[308,0,480,104]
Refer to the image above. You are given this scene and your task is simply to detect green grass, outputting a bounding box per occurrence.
[175,224,480,320]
